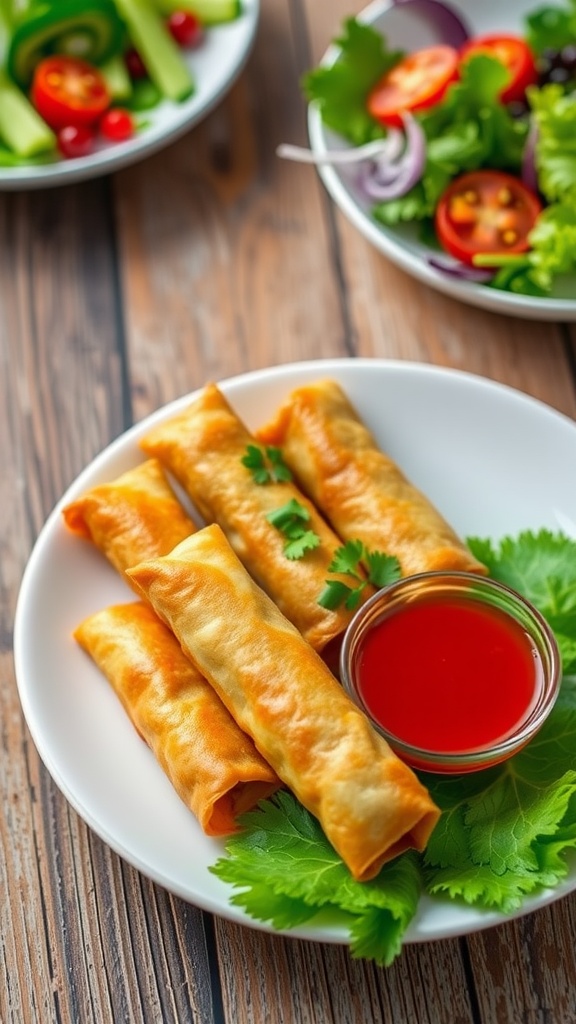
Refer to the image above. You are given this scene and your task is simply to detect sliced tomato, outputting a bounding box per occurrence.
[367,45,459,128]
[31,56,110,130]
[459,34,538,104]
[435,170,542,266]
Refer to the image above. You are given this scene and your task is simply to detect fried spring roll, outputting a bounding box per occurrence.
[65,459,281,833]
[63,458,197,578]
[127,525,441,882]
[139,383,370,651]
[75,602,279,836]
[256,380,487,578]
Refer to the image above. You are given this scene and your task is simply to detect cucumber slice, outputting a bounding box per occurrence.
[7,0,124,87]
[100,52,133,100]
[114,0,194,103]
[0,68,56,157]
[152,0,241,24]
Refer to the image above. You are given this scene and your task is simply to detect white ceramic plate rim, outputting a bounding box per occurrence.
[306,0,576,321]
[0,0,259,190]
[14,358,576,947]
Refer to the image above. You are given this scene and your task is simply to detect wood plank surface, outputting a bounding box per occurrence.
[2,0,576,1022]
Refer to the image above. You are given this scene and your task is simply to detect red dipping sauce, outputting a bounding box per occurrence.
[340,572,560,773]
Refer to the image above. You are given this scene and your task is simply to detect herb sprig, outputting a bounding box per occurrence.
[266,499,321,560]
[319,539,401,610]
[241,444,292,484]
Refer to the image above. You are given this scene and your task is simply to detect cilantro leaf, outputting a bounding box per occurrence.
[467,529,576,660]
[320,540,401,609]
[303,18,403,146]
[364,549,402,590]
[317,579,356,611]
[241,444,292,484]
[327,538,365,579]
[210,791,422,965]
[266,498,321,560]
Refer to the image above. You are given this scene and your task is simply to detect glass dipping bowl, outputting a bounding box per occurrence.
[340,572,561,774]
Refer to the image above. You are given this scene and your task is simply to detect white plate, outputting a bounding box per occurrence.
[0,0,259,190]
[307,0,576,321]
[14,358,576,947]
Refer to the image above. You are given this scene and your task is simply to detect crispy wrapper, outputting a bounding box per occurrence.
[75,602,279,836]
[127,525,441,882]
[256,379,487,578]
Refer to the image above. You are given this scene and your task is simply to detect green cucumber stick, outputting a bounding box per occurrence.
[100,51,133,100]
[0,2,56,156]
[152,0,241,25]
[113,0,194,101]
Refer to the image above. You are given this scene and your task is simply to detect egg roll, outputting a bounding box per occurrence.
[139,383,369,652]
[256,379,487,578]
[127,524,441,881]
[63,458,197,579]
[75,602,279,836]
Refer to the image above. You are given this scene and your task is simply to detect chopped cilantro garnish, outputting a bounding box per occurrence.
[241,444,292,484]
[318,539,401,610]
[266,498,321,559]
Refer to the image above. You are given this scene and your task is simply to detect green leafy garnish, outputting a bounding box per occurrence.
[318,539,401,610]
[241,444,292,484]
[374,54,529,227]
[266,498,321,559]
[303,17,403,146]
[211,530,576,965]
[210,790,422,966]
[525,1,576,55]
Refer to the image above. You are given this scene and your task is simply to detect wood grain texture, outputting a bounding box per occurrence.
[2,0,576,1021]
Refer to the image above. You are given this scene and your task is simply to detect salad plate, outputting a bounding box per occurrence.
[13,357,576,949]
[307,0,576,320]
[0,0,259,190]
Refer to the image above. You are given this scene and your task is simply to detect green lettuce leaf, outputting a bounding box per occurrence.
[374,54,528,226]
[303,19,402,146]
[529,83,576,203]
[524,2,576,55]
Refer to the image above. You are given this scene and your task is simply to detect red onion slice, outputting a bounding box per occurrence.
[276,131,404,166]
[358,113,426,200]
[521,117,539,194]
[392,0,471,47]
[428,254,494,283]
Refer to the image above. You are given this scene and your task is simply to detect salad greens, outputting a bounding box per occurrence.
[303,5,576,299]
[211,529,576,966]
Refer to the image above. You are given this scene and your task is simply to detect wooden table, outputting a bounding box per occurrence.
[3,2,576,1021]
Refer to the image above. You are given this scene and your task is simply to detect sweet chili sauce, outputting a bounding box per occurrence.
[356,594,543,755]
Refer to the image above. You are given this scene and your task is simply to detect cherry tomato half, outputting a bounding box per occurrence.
[367,45,459,128]
[459,34,538,104]
[31,56,110,130]
[434,170,542,266]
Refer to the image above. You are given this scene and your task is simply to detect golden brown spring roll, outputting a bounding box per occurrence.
[139,383,370,652]
[65,458,281,832]
[127,524,441,881]
[75,602,279,836]
[63,458,197,579]
[256,380,487,578]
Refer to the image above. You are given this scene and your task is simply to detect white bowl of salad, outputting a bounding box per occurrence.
[0,0,259,188]
[300,0,576,319]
